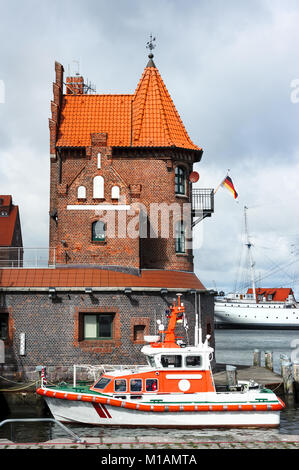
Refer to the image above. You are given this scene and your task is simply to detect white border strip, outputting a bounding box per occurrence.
[166,374,203,380]
[67,204,131,211]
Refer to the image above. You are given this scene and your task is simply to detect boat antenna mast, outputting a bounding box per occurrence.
[244,206,257,301]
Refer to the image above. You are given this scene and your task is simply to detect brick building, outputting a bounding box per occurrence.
[0,195,23,267]
[0,52,215,383]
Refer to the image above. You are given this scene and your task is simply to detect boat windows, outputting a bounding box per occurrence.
[161,355,182,368]
[114,379,127,392]
[93,377,111,390]
[146,379,158,392]
[185,355,202,367]
[130,379,142,392]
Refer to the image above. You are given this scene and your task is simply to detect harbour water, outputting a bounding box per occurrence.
[0,329,298,443]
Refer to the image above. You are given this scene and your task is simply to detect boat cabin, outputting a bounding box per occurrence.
[89,295,215,396]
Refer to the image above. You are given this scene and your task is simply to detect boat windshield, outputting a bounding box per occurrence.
[93,377,111,390]
[161,355,182,368]
[147,356,156,367]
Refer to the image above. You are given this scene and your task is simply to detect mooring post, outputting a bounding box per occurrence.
[253,349,261,367]
[292,362,299,402]
[281,361,294,395]
[226,365,237,389]
[280,354,289,376]
[265,351,273,371]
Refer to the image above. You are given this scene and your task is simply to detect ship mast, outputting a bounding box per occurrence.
[244,206,257,302]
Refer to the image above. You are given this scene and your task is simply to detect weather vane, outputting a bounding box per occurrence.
[146,34,156,58]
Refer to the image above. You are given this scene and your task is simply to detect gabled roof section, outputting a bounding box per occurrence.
[55,60,201,152]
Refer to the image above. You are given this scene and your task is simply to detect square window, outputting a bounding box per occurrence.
[83,314,114,340]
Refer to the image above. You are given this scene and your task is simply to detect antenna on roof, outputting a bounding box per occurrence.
[73,59,80,76]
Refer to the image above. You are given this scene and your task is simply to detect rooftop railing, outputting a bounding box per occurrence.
[0,247,55,269]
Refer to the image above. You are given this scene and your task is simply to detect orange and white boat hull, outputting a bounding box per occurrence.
[38,388,284,428]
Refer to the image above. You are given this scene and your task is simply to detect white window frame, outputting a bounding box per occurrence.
[111,185,120,199]
[77,185,86,199]
[93,175,104,199]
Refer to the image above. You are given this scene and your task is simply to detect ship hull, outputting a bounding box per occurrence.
[215,302,299,329]
[38,386,284,429]
[44,396,280,428]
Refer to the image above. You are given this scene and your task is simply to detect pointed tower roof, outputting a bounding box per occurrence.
[131,58,201,151]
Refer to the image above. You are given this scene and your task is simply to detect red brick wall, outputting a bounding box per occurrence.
[50,139,195,271]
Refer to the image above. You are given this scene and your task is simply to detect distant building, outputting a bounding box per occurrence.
[0,195,23,267]
[247,288,295,302]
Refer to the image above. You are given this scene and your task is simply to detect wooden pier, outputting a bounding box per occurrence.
[214,364,284,394]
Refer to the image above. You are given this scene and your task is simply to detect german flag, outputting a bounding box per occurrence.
[221,176,238,199]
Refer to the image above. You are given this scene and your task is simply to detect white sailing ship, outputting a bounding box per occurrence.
[214,207,299,329]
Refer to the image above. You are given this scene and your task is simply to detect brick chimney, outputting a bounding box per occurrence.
[66,76,84,95]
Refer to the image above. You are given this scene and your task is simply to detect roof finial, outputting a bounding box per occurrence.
[146,34,156,67]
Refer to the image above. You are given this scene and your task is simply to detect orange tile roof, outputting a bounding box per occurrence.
[56,62,201,152]
[0,268,205,290]
[247,287,294,301]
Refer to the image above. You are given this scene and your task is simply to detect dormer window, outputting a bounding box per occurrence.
[175,166,187,195]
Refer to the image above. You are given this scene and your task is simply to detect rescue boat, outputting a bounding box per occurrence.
[36,295,285,428]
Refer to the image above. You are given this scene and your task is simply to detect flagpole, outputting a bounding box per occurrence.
[214,169,230,194]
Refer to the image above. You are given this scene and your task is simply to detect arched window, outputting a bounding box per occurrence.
[175,166,187,195]
[175,221,186,253]
[93,175,104,199]
[92,220,106,242]
[77,185,86,199]
[111,185,120,199]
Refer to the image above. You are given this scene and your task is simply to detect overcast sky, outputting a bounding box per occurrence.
[0,0,298,296]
